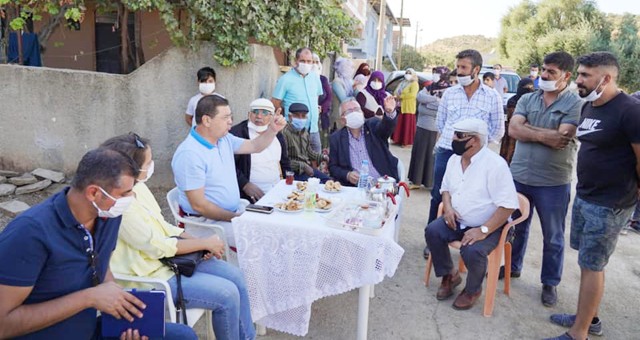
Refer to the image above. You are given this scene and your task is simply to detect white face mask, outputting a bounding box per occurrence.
[199,83,216,94]
[297,62,313,75]
[138,160,155,183]
[248,120,269,133]
[582,78,606,102]
[457,74,474,87]
[404,74,412,81]
[92,187,134,218]
[370,81,383,90]
[538,79,559,92]
[530,70,539,78]
[312,63,322,75]
[345,111,365,129]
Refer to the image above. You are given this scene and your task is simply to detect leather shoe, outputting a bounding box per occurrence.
[436,271,462,300]
[542,284,558,307]
[423,245,430,260]
[452,289,482,310]
[497,265,521,280]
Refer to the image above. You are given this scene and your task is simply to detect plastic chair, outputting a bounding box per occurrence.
[423,193,530,317]
[393,159,407,242]
[113,273,215,339]
[166,187,231,261]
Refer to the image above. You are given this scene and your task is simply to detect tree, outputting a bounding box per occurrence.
[610,14,640,91]
[1,0,357,68]
[386,44,425,71]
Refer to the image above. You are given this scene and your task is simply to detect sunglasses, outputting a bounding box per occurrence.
[251,109,272,116]
[454,131,476,139]
[77,225,100,286]
[130,132,145,148]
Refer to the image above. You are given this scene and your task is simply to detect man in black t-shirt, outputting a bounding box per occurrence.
[546,52,640,340]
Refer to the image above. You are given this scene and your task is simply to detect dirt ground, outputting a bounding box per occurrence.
[2,144,639,339]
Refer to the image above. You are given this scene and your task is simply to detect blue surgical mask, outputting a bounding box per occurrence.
[291,118,308,131]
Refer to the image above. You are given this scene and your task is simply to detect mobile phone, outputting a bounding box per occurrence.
[246,204,274,214]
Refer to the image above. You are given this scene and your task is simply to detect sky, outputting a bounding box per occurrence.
[386,0,640,47]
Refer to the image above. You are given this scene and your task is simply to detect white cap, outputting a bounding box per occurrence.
[249,98,275,113]
[452,118,489,136]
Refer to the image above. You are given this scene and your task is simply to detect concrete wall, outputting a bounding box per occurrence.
[0,43,282,186]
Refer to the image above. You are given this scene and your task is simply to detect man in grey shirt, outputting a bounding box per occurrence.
[506,51,583,307]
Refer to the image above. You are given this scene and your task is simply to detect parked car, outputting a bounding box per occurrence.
[385,71,434,95]
[479,67,521,104]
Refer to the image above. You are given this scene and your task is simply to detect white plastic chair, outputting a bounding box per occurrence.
[166,187,231,261]
[113,273,215,339]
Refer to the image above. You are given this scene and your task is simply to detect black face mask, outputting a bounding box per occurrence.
[451,138,471,155]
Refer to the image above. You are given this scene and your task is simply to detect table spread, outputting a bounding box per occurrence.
[232,180,405,337]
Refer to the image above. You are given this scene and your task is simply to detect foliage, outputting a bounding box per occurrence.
[609,14,640,91]
[385,44,425,71]
[1,0,357,67]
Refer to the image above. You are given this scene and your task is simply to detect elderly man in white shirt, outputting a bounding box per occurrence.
[425,118,519,310]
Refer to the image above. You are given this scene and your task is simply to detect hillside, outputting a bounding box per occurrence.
[420,35,500,68]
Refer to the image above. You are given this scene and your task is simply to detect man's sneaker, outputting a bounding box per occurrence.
[550,313,603,336]
[542,284,558,307]
[629,220,640,234]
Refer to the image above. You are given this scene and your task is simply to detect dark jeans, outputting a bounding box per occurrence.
[294,168,330,183]
[428,147,455,224]
[425,217,503,294]
[95,318,197,340]
[510,181,570,286]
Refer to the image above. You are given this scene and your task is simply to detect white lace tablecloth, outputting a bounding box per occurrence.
[232,180,405,336]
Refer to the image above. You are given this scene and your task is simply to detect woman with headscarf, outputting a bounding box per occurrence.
[355,71,391,119]
[408,79,447,189]
[392,68,419,147]
[500,77,534,164]
[331,57,354,103]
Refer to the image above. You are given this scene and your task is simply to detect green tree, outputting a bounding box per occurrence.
[387,45,425,71]
[1,0,357,67]
[610,13,640,91]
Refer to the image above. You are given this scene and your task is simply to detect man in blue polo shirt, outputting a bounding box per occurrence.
[272,47,324,153]
[0,148,196,339]
[172,95,287,248]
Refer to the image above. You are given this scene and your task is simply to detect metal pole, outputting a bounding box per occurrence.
[375,0,386,70]
[414,21,419,51]
[397,0,404,70]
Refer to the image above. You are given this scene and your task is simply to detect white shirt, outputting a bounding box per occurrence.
[440,147,519,229]
[185,92,225,127]
[249,127,282,193]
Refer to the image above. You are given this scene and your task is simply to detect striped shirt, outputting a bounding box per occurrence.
[281,124,323,174]
[436,83,504,150]
[348,128,381,180]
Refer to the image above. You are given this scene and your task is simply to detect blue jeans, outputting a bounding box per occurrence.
[428,147,455,224]
[425,217,503,294]
[633,200,640,221]
[168,258,255,340]
[309,131,322,154]
[294,168,330,183]
[96,318,197,340]
[510,181,570,286]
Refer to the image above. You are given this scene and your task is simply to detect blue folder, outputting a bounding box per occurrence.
[101,289,166,338]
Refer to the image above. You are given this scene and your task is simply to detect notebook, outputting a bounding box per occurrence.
[101,289,166,338]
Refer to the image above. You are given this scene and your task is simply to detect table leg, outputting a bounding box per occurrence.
[357,284,371,340]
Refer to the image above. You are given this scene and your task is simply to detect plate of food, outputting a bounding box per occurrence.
[322,180,342,193]
[274,199,303,213]
[315,197,333,213]
[296,181,308,192]
[285,190,305,202]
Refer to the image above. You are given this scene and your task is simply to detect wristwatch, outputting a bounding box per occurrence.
[480,225,489,234]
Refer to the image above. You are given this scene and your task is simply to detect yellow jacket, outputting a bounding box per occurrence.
[399,81,419,114]
[110,183,184,281]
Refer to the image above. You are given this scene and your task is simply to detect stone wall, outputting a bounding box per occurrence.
[0,43,283,186]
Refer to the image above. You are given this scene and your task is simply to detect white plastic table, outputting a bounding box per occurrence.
[232,180,404,339]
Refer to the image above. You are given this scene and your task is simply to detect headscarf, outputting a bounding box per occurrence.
[365,71,387,105]
[507,78,535,108]
[354,63,371,78]
[334,57,354,98]
[395,68,417,95]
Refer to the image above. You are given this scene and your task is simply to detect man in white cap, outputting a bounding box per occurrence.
[230,98,291,202]
[425,118,518,310]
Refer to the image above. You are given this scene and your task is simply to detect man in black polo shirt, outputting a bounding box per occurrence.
[545,52,640,340]
[0,148,196,339]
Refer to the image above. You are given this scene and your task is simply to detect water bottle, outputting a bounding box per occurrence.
[357,159,370,197]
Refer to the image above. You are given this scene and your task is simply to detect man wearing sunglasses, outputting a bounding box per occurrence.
[0,148,196,339]
[425,118,518,310]
[230,98,292,203]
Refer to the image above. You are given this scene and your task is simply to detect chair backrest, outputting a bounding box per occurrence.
[166,187,182,225]
[436,192,530,228]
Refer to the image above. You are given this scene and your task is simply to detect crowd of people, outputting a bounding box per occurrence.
[0,45,637,340]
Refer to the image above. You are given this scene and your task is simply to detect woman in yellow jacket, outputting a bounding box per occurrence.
[104,133,256,340]
[392,68,419,147]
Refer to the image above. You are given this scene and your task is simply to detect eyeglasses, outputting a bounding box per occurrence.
[342,106,362,116]
[130,132,145,148]
[454,131,476,139]
[77,225,100,286]
[251,109,273,116]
